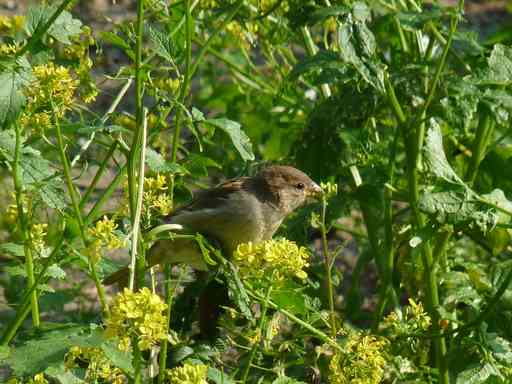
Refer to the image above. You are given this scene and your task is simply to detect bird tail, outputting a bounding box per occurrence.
[103,266,130,286]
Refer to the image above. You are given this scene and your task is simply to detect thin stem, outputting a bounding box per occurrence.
[129,108,148,290]
[300,26,331,98]
[1,231,65,345]
[466,105,494,185]
[13,123,40,327]
[79,142,118,209]
[321,197,337,338]
[127,0,146,220]
[54,111,109,315]
[85,164,126,224]
[241,284,273,383]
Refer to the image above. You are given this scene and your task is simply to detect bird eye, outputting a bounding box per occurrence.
[296,182,305,190]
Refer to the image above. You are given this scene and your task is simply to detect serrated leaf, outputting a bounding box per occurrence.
[289,50,342,79]
[203,118,254,161]
[482,44,512,86]
[145,148,188,174]
[271,281,309,315]
[423,119,463,184]
[99,31,135,61]
[26,6,82,45]
[456,363,501,384]
[149,26,175,62]
[307,6,349,25]
[224,261,253,320]
[45,363,85,384]
[0,57,31,127]
[4,324,102,376]
[208,367,236,384]
[171,346,195,364]
[100,339,134,376]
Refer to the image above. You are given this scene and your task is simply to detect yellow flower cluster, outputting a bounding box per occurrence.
[199,0,218,9]
[0,43,17,56]
[30,223,48,258]
[167,363,209,384]
[144,174,173,217]
[62,26,98,103]
[233,239,310,282]
[21,63,78,133]
[64,346,125,384]
[87,216,124,264]
[328,333,388,384]
[7,373,47,384]
[258,0,290,13]
[0,15,25,34]
[383,298,431,333]
[105,287,168,352]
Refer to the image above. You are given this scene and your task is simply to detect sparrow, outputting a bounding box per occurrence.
[104,165,322,284]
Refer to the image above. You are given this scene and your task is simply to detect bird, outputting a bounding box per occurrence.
[104,165,322,284]
[103,165,322,337]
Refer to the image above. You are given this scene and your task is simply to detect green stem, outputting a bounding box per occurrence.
[241,284,273,383]
[160,0,193,377]
[85,164,126,224]
[13,123,40,327]
[1,230,66,345]
[466,105,494,185]
[54,112,109,315]
[127,0,146,220]
[374,127,400,328]
[79,142,118,209]
[300,26,331,99]
[130,109,148,290]
[321,197,337,337]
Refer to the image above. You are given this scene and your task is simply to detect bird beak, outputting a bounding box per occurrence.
[306,182,323,200]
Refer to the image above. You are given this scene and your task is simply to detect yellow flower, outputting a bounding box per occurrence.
[105,287,168,351]
[143,174,173,218]
[30,223,48,258]
[233,238,310,282]
[167,363,208,384]
[0,43,17,56]
[329,333,388,384]
[87,216,124,264]
[65,346,126,383]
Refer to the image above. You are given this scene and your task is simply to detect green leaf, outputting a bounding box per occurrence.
[99,31,135,61]
[45,363,85,384]
[101,339,134,376]
[307,6,349,25]
[272,377,307,384]
[456,363,501,384]
[203,118,255,161]
[0,57,31,128]
[4,324,102,376]
[26,6,82,45]
[224,261,253,320]
[289,50,342,79]
[145,148,188,174]
[207,367,236,384]
[148,26,175,62]
[423,119,463,184]
[0,242,25,257]
[270,280,310,315]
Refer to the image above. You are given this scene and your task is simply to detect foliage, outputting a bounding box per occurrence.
[1,0,512,383]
